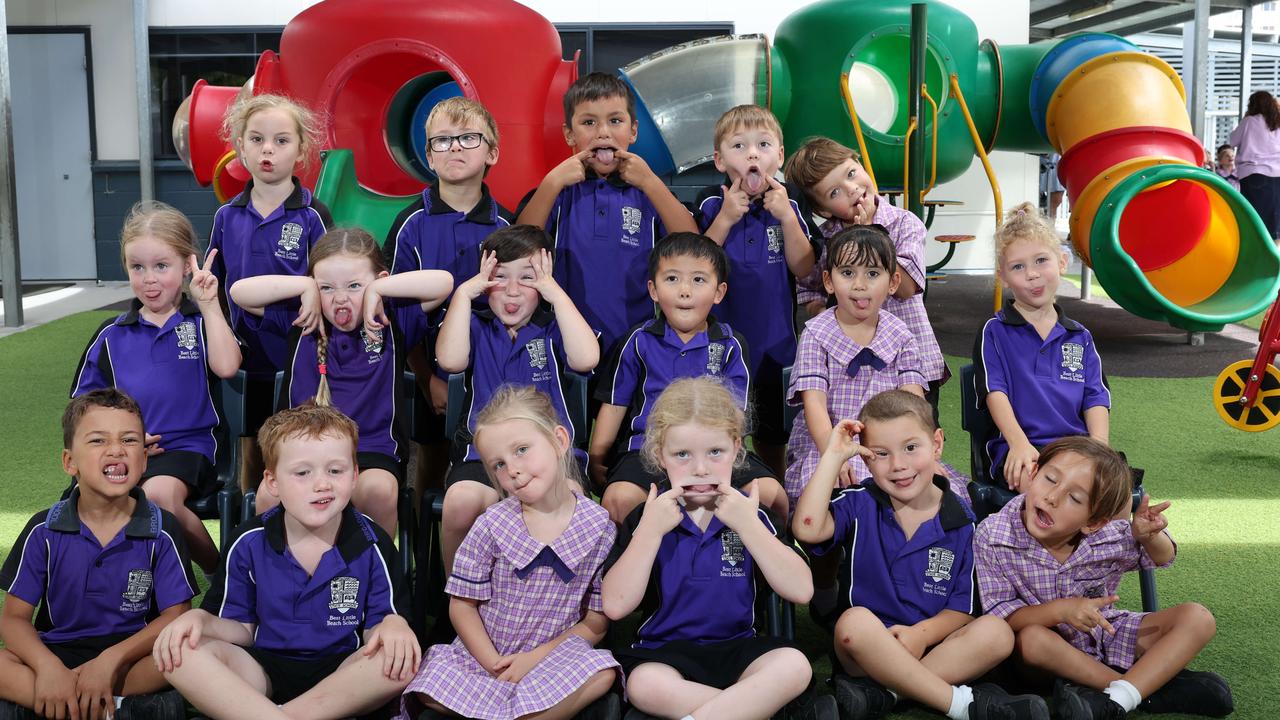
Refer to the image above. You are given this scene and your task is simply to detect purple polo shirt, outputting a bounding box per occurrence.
[0,487,197,643]
[595,314,751,453]
[528,172,667,353]
[207,178,332,374]
[695,181,819,375]
[974,300,1110,480]
[386,182,512,286]
[202,504,404,660]
[453,304,582,462]
[71,297,221,463]
[604,498,783,648]
[252,299,429,462]
[808,476,979,626]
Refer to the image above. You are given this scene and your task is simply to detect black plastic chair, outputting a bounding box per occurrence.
[959,364,1157,612]
[180,370,245,552]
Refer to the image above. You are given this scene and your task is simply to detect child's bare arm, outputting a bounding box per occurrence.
[792,419,871,544]
[602,485,684,619]
[985,390,1038,489]
[367,270,454,313]
[436,255,499,373]
[0,595,67,678]
[888,609,973,658]
[450,597,503,675]
[517,152,593,227]
[228,275,316,317]
[360,614,422,682]
[801,389,833,453]
[526,249,599,372]
[717,480,812,603]
[77,602,191,715]
[618,150,696,233]
[1084,405,1110,445]
[900,382,925,397]
[587,404,627,489]
[1132,494,1175,566]
[189,252,242,379]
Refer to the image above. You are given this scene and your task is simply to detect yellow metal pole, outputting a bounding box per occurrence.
[902,117,918,209]
[839,72,879,190]
[949,73,1004,310]
[921,85,939,197]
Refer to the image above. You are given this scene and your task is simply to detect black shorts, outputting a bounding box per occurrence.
[142,450,217,497]
[605,451,776,491]
[46,633,132,669]
[358,451,406,486]
[444,460,494,489]
[246,647,349,704]
[751,360,789,446]
[615,635,796,690]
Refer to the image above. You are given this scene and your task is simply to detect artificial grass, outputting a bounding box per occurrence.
[0,311,1274,718]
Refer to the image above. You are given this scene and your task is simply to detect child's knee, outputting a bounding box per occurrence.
[602,483,645,524]
[833,606,881,648]
[357,472,399,511]
[967,615,1015,654]
[142,475,188,508]
[1013,624,1058,664]
[1174,602,1217,641]
[624,664,667,696]
[769,647,813,693]
[442,483,498,533]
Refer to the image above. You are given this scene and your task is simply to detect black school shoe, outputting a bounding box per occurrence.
[1139,669,1235,717]
[774,685,839,720]
[579,692,622,720]
[971,683,1050,720]
[117,689,187,720]
[0,700,36,720]
[1053,681,1127,720]
[830,673,895,720]
[622,708,662,720]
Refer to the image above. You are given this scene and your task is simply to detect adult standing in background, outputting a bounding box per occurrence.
[1229,90,1280,240]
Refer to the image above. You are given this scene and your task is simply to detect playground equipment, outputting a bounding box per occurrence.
[1213,293,1280,431]
[175,0,1280,332]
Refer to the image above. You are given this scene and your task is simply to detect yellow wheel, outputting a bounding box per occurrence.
[1213,360,1280,432]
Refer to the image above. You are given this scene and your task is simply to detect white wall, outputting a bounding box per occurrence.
[13,0,1037,269]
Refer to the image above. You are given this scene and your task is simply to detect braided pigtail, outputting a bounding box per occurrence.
[314,332,332,407]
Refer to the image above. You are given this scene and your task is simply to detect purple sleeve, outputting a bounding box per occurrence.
[445,512,496,602]
[585,521,617,613]
[944,531,979,616]
[595,330,641,406]
[242,302,293,336]
[207,209,227,287]
[808,488,862,557]
[70,321,113,397]
[389,216,423,276]
[0,515,49,607]
[363,527,401,628]
[724,334,751,408]
[894,334,927,388]
[788,323,830,404]
[973,524,1027,619]
[976,319,1009,398]
[391,298,431,349]
[885,205,927,290]
[208,537,258,625]
[1080,330,1111,410]
[697,194,724,233]
[153,521,198,611]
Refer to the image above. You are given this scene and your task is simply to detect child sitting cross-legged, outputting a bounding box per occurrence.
[975,436,1233,720]
[792,390,1049,720]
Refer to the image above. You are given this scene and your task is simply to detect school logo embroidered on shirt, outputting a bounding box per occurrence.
[121,569,153,608]
[363,329,384,356]
[526,338,548,370]
[706,342,725,374]
[720,530,746,577]
[175,321,200,360]
[329,577,361,613]
[1060,342,1085,382]
[766,225,783,260]
[621,206,642,235]
[278,223,303,255]
[1083,584,1105,599]
[925,547,954,582]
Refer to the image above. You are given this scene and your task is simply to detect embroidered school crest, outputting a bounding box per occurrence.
[279,223,303,253]
[1061,342,1085,373]
[526,338,548,370]
[721,530,745,569]
[767,225,783,256]
[122,569,153,603]
[363,329,384,355]
[621,206,642,236]
[925,547,955,582]
[175,321,198,352]
[329,577,361,613]
[706,342,725,374]
[1083,584,1106,599]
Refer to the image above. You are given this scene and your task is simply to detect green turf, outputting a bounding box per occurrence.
[0,311,1274,718]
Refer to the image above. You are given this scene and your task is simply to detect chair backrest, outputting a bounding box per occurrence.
[445,372,590,448]
[781,365,799,432]
[959,363,1013,521]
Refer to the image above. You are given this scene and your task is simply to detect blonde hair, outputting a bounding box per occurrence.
[425,96,500,150]
[1037,436,1133,525]
[119,201,199,271]
[641,377,749,473]
[473,385,579,493]
[784,136,860,201]
[713,105,784,152]
[221,93,321,170]
[307,228,388,406]
[995,201,1059,263]
[258,402,359,473]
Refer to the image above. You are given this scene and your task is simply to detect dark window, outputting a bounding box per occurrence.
[150,29,282,160]
[555,24,733,76]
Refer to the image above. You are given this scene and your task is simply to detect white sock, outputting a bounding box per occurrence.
[113,697,124,709]
[947,684,974,720]
[681,715,696,720]
[811,584,838,614]
[1105,679,1142,712]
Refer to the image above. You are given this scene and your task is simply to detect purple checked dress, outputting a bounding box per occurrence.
[400,495,618,720]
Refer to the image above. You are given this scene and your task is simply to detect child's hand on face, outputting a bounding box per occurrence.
[826,419,873,463]
[616,150,656,189]
[362,615,422,682]
[459,251,501,301]
[188,251,221,306]
[761,177,794,222]
[295,278,323,336]
[551,150,592,189]
[1004,442,1040,491]
[1131,494,1171,543]
[636,483,684,538]
[520,249,563,302]
[851,189,877,225]
[719,176,751,224]
[1058,595,1119,635]
[714,477,760,532]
